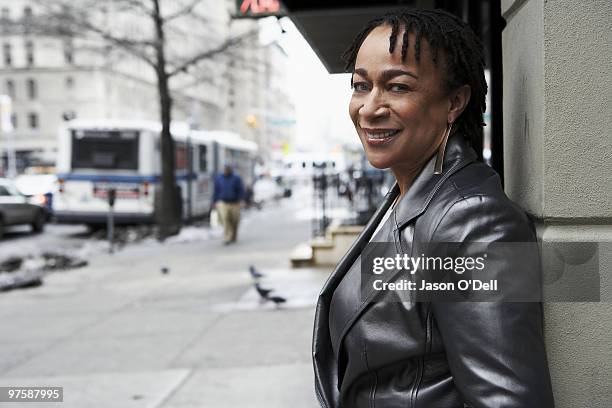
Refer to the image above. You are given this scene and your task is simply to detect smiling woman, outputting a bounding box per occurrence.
[347,18,483,191]
[312,8,555,408]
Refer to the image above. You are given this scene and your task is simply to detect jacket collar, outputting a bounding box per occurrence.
[392,134,477,230]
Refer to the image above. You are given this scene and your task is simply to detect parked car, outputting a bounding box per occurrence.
[0,178,47,238]
[252,176,283,208]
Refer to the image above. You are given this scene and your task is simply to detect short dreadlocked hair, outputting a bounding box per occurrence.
[343,9,487,159]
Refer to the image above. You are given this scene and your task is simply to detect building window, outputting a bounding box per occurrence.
[174,143,187,170]
[65,76,74,89]
[198,145,208,172]
[23,6,32,34]
[0,8,9,34]
[3,43,11,66]
[26,78,36,99]
[5,79,15,99]
[28,112,38,129]
[63,40,73,64]
[25,41,34,66]
[10,113,17,129]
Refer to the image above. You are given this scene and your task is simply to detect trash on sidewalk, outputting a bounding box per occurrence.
[0,269,43,291]
[0,251,89,292]
[0,256,23,273]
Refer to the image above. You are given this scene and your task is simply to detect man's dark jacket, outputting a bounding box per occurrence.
[312,135,555,407]
[213,172,245,203]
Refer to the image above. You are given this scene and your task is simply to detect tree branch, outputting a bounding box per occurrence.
[73,19,157,67]
[167,28,258,78]
[115,0,154,18]
[162,0,203,23]
[30,0,157,67]
[185,10,214,26]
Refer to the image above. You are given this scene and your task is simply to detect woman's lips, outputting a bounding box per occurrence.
[362,128,401,146]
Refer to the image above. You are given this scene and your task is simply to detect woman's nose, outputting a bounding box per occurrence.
[359,92,390,119]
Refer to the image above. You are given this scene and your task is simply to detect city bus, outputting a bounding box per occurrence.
[54,119,257,226]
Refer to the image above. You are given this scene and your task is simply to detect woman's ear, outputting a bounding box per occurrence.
[447,84,471,124]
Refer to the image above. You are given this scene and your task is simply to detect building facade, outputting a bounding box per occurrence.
[501,0,611,406]
[222,16,296,163]
[0,0,295,172]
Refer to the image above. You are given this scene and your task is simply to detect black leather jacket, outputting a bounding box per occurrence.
[312,135,555,408]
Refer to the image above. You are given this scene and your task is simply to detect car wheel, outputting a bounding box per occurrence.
[31,211,45,233]
[0,218,4,239]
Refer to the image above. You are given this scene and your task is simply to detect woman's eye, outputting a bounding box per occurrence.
[389,84,410,92]
[352,82,370,92]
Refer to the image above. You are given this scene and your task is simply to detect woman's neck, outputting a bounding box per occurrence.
[391,162,427,197]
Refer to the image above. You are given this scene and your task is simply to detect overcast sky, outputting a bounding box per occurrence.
[260,17,359,153]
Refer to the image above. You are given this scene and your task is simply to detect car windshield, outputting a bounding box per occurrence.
[0,181,22,196]
[71,129,139,170]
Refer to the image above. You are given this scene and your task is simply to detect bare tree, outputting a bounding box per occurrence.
[29,0,256,239]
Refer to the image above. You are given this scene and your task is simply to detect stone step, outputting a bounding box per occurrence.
[290,243,314,268]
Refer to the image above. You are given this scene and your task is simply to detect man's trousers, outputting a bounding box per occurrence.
[216,201,241,243]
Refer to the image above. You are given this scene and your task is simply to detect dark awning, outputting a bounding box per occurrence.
[282,1,436,73]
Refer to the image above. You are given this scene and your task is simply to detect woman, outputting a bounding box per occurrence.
[312,9,554,408]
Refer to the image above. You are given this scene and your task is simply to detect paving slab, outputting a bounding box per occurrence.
[77,308,221,339]
[0,341,53,375]
[4,333,197,378]
[160,364,318,408]
[0,369,190,408]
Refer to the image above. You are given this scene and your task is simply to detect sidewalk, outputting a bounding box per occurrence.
[0,198,329,408]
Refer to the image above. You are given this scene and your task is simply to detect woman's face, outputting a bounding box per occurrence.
[349,25,458,173]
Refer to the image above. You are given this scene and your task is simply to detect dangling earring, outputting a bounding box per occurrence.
[434,122,453,175]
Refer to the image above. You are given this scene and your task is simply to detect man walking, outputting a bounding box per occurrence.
[213,165,245,244]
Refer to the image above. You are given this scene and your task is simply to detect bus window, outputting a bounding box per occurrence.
[175,144,187,170]
[71,130,139,170]
[199,145,208,172]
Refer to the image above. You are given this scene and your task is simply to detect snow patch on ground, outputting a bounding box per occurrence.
[163,225,223,245]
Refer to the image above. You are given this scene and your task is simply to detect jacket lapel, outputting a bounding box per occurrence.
[313,183,398,408]
[317,183,400,299]
[392,134,478,230]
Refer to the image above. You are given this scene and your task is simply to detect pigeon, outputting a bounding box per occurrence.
[268,295,287,306]
[255,283,273,299]
[249,265,264,279]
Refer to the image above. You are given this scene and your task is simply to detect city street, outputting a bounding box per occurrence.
[0,188,328,408]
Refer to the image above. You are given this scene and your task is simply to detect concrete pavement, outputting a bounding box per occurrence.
[0,195,329,408]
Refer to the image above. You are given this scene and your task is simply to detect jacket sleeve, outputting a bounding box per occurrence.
[428,195,555,408]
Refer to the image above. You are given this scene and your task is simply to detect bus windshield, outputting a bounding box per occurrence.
[71,129,139,170]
